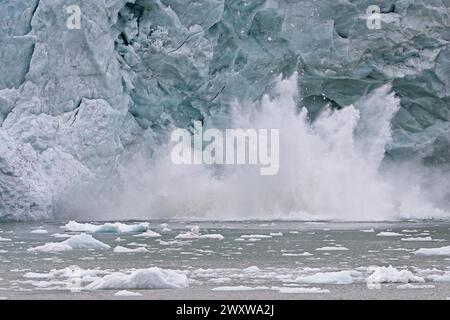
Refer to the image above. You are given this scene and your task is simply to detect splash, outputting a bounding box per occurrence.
[66,74,449,221]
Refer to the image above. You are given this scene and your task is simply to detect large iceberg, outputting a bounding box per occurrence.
[0,0,449,220]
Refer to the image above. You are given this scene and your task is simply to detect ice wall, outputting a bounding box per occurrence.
[0,0,449,220]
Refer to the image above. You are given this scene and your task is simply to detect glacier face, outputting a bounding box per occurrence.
[0,0,449,220]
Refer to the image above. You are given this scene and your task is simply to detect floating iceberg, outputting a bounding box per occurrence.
[295,271,355,285]
[414,246,450,256]
[28,233,110,253]
[64,221,150,233]
[86,267,189,290]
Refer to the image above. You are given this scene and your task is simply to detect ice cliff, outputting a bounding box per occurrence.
[0,0,449,220]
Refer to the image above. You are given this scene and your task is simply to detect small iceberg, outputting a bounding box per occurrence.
[86,267,188,290]
[64,221,150,234]
[28,233,110,253]
[414,245,450,256]
[113,246,149,253]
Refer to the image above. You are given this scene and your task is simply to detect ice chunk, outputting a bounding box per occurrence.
[86,268,188,290]
[30,229,48,234]
[64,221,149,233]
[113,246,149,253]
[414,246,450,256]
[114,290,143,297]
[401,237,434,242]
[376,232,403,237]
[316,246,349,251]
[211,286,269,291]
[0,236,12,242]
[27,242,73,253]
[28,233,110,252]
[397,284,435,289]
[295,271,354,285]
[133,230,161,238]
[366,266,424,284]
[278,287,330,294]
[242,266,260,273]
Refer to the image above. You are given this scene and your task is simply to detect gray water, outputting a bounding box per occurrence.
[0,220,449,300]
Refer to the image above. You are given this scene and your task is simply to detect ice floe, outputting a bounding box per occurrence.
[28,233,110,253]
[397,284,435,289]
[277,287,330,294]
[316,246,349,251]
[30,229,48,234]
[211,286,269,291]
[114,290,143,297]
[0,236,11,242]
[113,246,149,253]
[64,221,150,233]
[133,230,161,238]
[414,246,450,256]
[376,232,403,237]
[401,237,434,242]
[86,267,188,290]
[295,271,356,284]
[175,227,224,240]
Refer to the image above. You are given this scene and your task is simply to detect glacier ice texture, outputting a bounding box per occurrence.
[0,0,449,220]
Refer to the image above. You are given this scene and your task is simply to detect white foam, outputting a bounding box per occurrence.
[0,236,12,242]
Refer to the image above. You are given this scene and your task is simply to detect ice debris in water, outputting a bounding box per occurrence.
[366,266,424,284]
[376,232,403,237]
[294,271,356,285]
[30,229,48,234]
[175,226,224,240]
[27,233,110,253]
[133,230,161,238]
[114,290,143,297]
[64,221,150,233]
[414,246,450,256]
[85,267,189,290]
[113,246,149,253]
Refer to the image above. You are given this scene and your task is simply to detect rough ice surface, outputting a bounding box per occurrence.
[85,267,189,290]
[366,266,425,284]
[0,0,449,220]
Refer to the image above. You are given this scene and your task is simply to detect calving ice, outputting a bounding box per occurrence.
[171,121,280,175]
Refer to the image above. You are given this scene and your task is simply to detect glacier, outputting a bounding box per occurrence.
[0,0,449,220]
